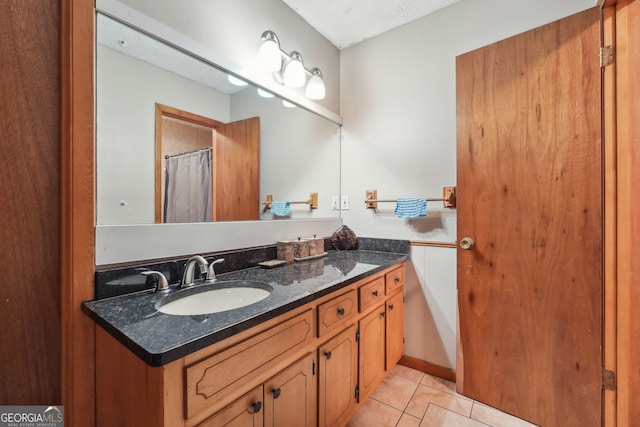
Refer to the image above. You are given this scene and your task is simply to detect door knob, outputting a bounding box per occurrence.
[459,237,475,250]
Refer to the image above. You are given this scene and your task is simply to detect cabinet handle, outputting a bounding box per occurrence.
[325,351,332,359]
[373,290,379,297]
[272,388,281,399]
[395,276,400,282]
[337,307,345,316]
[252,401,262,413]
[380,311,386,317]
[389,304,394,310]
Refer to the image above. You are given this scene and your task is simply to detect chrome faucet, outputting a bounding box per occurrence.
[206,258,225,281]
[140,270,170,292]
[181,255,209,288]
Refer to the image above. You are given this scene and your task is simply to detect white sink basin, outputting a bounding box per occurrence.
[156,281,272,315]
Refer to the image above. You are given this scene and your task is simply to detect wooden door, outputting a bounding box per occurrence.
[318,325,358,427]
[456,7,602,426]
[386,292,405,369]
[264,354,316,427]
[215,117,260,221]
[358,306,386,400]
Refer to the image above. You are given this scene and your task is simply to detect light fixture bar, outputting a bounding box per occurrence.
[258,30,326,99]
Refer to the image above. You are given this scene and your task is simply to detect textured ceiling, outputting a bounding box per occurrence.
[282,0,463,49]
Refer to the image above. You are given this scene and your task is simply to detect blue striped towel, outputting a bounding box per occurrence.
[271,201,291,216]
[394,198,427,218]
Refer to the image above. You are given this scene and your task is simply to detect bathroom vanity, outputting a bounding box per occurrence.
[83,249,406,427]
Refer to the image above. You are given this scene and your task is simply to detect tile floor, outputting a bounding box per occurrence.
[346,365,538,427]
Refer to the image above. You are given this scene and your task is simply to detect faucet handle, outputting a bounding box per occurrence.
[141,270,170,292]
[206,258,225,280]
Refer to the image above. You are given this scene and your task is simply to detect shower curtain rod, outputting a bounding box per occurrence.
[165,147,212,159]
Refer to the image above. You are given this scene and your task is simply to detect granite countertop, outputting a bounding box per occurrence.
[82,249,407,367]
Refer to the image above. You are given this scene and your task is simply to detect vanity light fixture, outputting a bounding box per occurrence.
[258,30,326,100]
[282,99,296,108]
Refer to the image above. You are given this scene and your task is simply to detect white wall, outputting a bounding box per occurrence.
[340,0,595,369]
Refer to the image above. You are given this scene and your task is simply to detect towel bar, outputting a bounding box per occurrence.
[262,192,318,210]
[364,187,456,209]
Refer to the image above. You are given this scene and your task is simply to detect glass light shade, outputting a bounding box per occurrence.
[283,52,306,87]
[257,88,274,98]
[282,99,296,108]
[227,75,248,86]
[305,71,326,100]
[258,39,282,72]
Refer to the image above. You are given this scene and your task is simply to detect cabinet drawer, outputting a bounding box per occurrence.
[358,277,385,312]
[186,309,313,420]
[385,266,405,294]
[317,290,357,337]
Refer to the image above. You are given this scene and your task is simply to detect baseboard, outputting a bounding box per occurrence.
[398,355,456,383]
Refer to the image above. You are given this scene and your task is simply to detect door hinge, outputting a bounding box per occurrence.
[355,384,360,402]
[600,45,615,68]
[602,368,616,390]
[355,329,360,342]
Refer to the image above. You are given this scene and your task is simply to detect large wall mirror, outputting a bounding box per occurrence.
[96,13,341,226]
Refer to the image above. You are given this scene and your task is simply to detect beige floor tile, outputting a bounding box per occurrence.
[471,402,539,427]
[405,384,473,419]
[346,397,403,427]
[420,374,457,395]
[370,373,420,411]
[390,364,425,384]
[396,413,422,427]
[420,404,490,427]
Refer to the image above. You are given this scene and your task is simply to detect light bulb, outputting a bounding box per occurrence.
[257,32,282,72]
[283,52,306,88]
[227,75,248,86]
[257,88,274,98]
[305,69,325,100]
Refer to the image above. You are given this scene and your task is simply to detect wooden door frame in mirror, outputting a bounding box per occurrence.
[154,103,224,223]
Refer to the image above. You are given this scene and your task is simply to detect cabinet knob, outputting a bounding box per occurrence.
[373,290,379,297]
[389,304,394,310]
[272,388,281,399]
[380,311,386,318]
[395,276,400,282]
[337,307,345,316]
[459,237,475,250]
[325,351,332,359]
[252,401,262,413]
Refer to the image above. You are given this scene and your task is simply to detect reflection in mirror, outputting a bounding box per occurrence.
[96,13,341,225]
[155,104,260,223]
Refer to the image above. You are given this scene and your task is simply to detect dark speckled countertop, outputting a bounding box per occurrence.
[82,249,407,367]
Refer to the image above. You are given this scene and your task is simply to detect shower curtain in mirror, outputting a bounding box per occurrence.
[164,148,212,222]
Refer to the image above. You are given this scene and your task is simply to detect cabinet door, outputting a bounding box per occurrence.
[358,306,386,400]
[264,353,316,427]
[386,292,405,369]
[318,325,358,427]
[198,386,264,427]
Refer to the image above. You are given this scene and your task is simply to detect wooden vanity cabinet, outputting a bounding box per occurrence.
[94,261,405,427]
